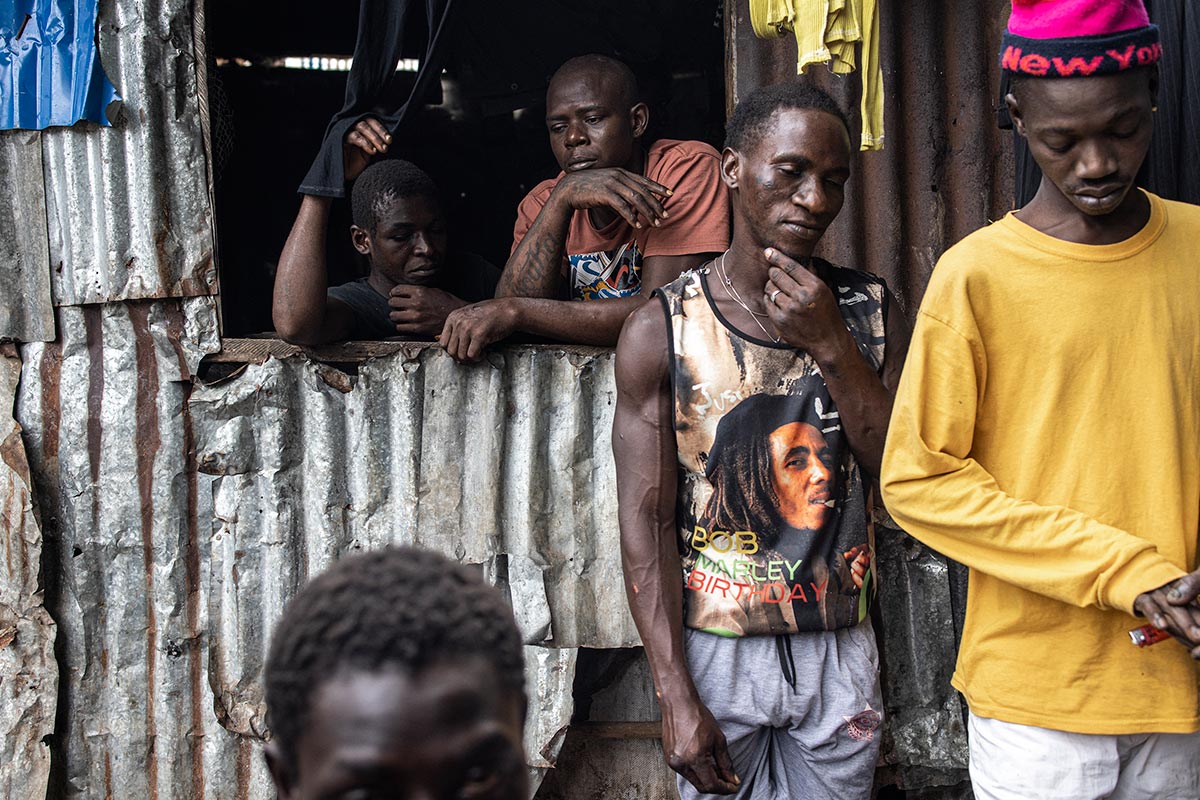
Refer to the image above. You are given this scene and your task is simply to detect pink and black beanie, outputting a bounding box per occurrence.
[1001,0,1161,78]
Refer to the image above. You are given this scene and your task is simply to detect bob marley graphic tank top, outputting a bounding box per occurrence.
[656,260,889,637]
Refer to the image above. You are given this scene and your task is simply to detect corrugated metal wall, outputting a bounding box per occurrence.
[191,347,635,650]
[18,299,231,799]
[0,135,55,342]
[0,344,57,800]
[17,314,588,798]
[0,0,217,345]
[43,0,218,307]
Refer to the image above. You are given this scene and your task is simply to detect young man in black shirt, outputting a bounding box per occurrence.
[273,119,499,343]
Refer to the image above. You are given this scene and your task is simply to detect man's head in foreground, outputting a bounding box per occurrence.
[1002,0,1159,219]
[721,82,853,262]
[545,54,648,175]
[263,547,528,800]
[351,160,450,288]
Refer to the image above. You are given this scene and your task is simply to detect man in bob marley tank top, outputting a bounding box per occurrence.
[614,82,908,799]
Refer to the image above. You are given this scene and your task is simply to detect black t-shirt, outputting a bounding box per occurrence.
[327,253,500,340]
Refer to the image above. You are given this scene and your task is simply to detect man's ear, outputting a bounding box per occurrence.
[351,225,372,257]
[720,146,740,190]
[1148,63,1160,110]
[264,742,295,800]
[1005,93,1026,137]
[629,102,650,140]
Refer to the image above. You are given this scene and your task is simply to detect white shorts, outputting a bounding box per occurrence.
[968,712,1200,800]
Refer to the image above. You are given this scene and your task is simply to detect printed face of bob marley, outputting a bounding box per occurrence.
[767,420,835,532]
[686,383,870,635]
[701,387,841,549]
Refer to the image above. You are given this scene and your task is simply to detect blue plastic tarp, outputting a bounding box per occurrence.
[0,0,120,130]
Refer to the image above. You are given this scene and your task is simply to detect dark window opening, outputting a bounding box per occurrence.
[206,0,728,338]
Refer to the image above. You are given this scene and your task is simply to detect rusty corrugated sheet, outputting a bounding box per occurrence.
[190,346,637,651]
[729,0,1015,315]
[17,313,588,797]
[524,646,576,794]
[18,298,224,799]
[40,0,217,307]
[0,343,57,800]
[0,131,55,341]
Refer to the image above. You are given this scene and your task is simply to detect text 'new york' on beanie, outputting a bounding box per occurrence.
[1001,0,1161,78]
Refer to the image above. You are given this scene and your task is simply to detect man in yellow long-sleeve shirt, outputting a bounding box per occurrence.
[881,1,1200,797]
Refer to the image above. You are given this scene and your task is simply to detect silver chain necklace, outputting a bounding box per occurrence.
[714,252,780,344]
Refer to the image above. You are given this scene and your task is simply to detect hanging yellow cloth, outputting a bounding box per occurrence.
[749,0,884,151]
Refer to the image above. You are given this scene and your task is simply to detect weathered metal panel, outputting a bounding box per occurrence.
[17,297,223,799]
[730,0,1015,315]
[18,316,586,798]
[41,0,217,307]
[873,524,970,791]
[525,646,576,795]
[0,343,57,800]
[191,346,637,651]
[0,130,56,341]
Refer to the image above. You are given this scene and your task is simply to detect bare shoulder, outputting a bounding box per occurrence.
[615,297,671,396]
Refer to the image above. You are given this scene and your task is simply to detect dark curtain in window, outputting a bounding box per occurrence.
[299,0,459,197]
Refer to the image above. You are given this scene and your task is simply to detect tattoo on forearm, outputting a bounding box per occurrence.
[506,202,574,298]
[511,232,565,297]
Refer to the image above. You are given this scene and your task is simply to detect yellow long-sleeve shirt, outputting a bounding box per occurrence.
[882,191,1200,734]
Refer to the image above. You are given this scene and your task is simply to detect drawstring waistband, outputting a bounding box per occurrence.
[775,634,797,693]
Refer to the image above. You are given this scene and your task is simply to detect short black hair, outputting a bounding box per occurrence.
[725,82,851,151]
[550,54,641,107]
[351,159,440,232]
[264,546,527,775]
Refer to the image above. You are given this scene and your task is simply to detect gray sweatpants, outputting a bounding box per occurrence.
[678,622,883,800]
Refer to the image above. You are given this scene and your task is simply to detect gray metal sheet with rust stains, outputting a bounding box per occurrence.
[0,132,55,342]
[0,343,57,800]
[17,315,585,798]
[18,298,225,799]
[38,0,217,307]
[191,346,637,651]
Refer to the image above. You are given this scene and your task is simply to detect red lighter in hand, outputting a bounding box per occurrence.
[1128,624,1172,647]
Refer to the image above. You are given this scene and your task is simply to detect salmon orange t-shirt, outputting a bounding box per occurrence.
[511,139,731,300]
